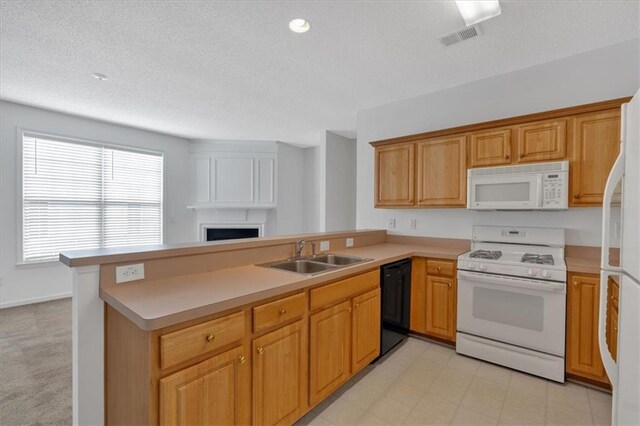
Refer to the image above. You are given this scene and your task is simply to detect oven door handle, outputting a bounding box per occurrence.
[457,270,566,293]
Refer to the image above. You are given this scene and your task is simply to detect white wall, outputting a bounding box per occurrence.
[356,39,640,246]
[325,131,357,232]
[274,142,306,235]
[0,101,196,308]
[303,146,323,232]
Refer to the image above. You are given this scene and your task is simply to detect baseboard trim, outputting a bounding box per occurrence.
[0,291,72,309]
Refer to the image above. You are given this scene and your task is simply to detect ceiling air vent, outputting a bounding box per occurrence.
[439,26,480,46]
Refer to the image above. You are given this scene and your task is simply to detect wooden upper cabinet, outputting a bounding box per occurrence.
[416,135,466,207]
[570,109,621,206]
[375,143,415,207]
[351,288,381,374]
[253,320,307,426]
[566,273,609,386]
[514,118,567,163]
[468,128,512,168]
[159,345,250,426]
[309,300,351,406]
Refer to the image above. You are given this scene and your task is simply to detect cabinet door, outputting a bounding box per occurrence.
[570,109,621,206]
[606,278,619,362]
[253,320,306,426]
[159,345,250,426]
[255,157,276,204]
[416,135,466,207]
[514,118,567,163]
[468,128,512,167]
[352,289,381,374]
[566,274,609,384]
[375,143,415,206]
[410,258,427,334]
[425,275,456,341]
[309,300,351,406]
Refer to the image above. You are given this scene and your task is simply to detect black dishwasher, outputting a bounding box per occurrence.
[380,258,412,356]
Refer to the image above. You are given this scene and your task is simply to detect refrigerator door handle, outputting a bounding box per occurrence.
[598,271,618,388]
[601,147,625,272]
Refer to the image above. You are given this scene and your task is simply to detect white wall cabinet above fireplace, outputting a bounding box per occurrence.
[188,149,277,209]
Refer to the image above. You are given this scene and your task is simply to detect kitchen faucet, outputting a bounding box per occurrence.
[294,240,306,257]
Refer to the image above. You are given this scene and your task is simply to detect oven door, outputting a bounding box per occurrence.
[468,174,542,210]
[457,270,566,356]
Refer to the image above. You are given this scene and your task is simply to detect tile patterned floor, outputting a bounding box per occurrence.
[296,337,612,426]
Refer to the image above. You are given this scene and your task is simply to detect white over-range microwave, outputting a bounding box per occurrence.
[467,161,568,210]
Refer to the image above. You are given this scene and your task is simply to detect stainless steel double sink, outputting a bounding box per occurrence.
[258,253,371,275]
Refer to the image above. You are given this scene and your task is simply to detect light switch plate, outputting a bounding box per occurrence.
[320,241,330,251]
[410,219,417,229]
[346,238,354,247]
[388,218,396,229]
[116,263,145,284]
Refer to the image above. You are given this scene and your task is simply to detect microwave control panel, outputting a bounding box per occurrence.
[542,172,568,208]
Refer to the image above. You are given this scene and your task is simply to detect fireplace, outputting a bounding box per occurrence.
[200,224,263,242]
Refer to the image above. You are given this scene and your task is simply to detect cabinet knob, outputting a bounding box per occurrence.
[347,307,352,313]
[355,303,360,309]
[279,308,287,315]
[573,281,578,287]
[238,355,246,364]
[505,155,510,160]
[437,266,441,272]
[205,334,215,343]
[574,194,581,199]
[520,153,525,158]
[257,347,264,355]
[448,283,451,288]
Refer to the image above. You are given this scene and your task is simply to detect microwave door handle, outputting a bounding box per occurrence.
[536,175,544,208]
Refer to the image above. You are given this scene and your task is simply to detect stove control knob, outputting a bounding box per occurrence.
[540,269,551,279]
[467,262,476,270]
[478,263,487,271]
[527,268,537,277]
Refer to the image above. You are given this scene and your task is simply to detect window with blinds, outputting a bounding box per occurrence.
[22,133,163,263]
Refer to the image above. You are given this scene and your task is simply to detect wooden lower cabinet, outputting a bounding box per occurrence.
[253,320,307,426]
[606,277,619,361]
[309,300,352,406]
[107,270,383,426]
[159,345,250,426]
[424,276,456,341]
[351,288,381,373]
[566,273,609,386]
[410,257,457,342]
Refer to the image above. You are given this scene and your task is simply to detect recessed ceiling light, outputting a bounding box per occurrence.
[455,1,501,26]
[92,72,109,81]
[289,18,310,33]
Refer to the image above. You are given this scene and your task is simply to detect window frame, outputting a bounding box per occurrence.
[16,128,165,265]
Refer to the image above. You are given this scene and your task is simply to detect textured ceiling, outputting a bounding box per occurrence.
[1,1,638,145]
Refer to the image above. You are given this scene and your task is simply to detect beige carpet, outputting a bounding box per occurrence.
[0,298,72,425]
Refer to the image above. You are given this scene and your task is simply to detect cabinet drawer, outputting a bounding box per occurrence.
[310,270,380,311]
[253,292,306,333]
[426,260,455,277]
[160,311,245,370]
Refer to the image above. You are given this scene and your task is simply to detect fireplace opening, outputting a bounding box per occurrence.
[206,227,260,242]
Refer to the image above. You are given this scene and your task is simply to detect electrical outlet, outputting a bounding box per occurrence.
[388,218,396,229]
[346,238,354,247]
[410,219,417,229]
[320,241,330,251]
[116,263,145,284]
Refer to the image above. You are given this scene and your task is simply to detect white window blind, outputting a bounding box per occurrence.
[22,133,163,263]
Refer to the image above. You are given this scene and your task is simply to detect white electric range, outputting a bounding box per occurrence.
[456,225,567,382]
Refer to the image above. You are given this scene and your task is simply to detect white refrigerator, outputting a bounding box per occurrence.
[599,88,640,426]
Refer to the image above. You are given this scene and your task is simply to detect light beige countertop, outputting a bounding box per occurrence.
[100,242,467,331]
